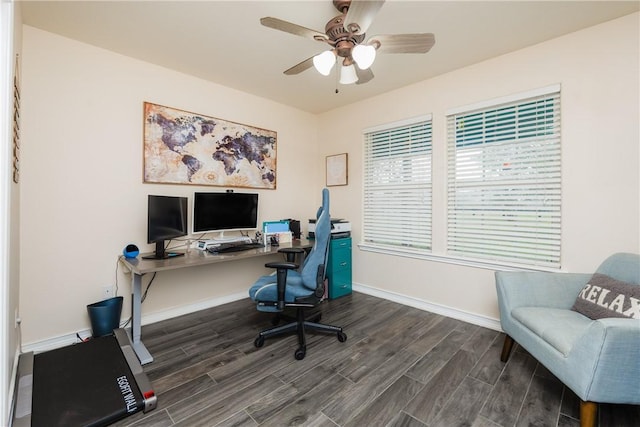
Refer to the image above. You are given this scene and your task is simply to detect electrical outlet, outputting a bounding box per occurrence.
[102,285,114,299]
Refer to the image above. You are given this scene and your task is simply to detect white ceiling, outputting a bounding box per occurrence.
[20,1,639,114]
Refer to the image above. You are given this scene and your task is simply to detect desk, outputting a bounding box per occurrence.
[119,240,311,364]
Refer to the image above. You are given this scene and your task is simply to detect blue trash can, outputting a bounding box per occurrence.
[87,296,123,337]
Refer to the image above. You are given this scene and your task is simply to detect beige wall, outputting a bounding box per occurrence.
[19,26,320,345]
[317,13,640,321]
[3,1,22,423]
[18,12,639,346]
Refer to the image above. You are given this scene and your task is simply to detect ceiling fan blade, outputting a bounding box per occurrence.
[370,33,436,54]
[344,0,385,35]
[355,67,374,84]
[260,17,328,42]
[284,56,315,75]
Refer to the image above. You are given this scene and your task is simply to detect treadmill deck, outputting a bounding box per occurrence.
[12,328,156,427]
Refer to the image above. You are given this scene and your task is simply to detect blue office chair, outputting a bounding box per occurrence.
[248,188,347,360]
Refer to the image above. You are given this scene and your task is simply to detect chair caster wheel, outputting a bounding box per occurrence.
[254,336,265,348]
[337,331,347,342]
[295,347,306,360]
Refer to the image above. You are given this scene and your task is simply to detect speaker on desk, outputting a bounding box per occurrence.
[123,244,139,258]
[284,219,301,239]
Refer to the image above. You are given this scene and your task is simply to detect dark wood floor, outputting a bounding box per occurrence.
[113,292,639,427]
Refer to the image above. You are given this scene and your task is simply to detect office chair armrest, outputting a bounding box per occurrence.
[265,261,299,310]
[278,247,305,262]
[265,261,298,270]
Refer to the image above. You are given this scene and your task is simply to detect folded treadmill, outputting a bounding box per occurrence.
[12,328,157,427]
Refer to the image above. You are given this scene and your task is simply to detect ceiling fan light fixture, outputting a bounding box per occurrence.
[339,64,358,85]
[313,50,336,76]
[352,44,376,70]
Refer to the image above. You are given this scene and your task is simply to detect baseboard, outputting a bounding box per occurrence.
[22,291,248,354]
[352,282,502,332]
[22,286,501,354]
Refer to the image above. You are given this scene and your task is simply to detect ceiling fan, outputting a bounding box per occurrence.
[260,0,435,85]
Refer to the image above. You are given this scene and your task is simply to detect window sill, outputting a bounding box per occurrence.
[358,243,563,273]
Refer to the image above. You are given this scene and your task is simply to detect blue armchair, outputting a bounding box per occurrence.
[496,253,640,427]
[248,188,346,360]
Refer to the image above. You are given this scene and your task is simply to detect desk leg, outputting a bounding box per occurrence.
[128,272,154,365]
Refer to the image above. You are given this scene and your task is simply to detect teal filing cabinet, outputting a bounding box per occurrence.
[327,237,352,299]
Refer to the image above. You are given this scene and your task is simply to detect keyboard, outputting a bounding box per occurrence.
[207,242,265,254]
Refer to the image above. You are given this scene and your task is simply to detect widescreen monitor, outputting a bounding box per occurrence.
[192,192,258,237]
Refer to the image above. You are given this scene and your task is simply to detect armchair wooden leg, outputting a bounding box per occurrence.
[500,335,515,362]
[580,401,597,427]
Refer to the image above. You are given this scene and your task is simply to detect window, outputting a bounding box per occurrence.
[363,116,432,252]
[446,86,561,268]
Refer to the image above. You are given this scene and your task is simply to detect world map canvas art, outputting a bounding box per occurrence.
[143,102,277,189]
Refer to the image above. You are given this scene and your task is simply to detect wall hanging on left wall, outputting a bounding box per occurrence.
[12,54,20,184]
[143,102,277,189]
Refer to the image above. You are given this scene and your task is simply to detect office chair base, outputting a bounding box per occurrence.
[271,311,321,326]
[254,309,346,360]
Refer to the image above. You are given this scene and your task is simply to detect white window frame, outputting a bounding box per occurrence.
[446,85,562,269]
[360,115,433,256]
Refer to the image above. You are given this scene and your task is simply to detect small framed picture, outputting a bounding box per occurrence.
[326,153,348,186]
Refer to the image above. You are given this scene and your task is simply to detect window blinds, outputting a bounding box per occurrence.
[363,117,432,251]
[447,89,561,268]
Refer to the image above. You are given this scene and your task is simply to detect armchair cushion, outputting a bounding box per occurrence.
[512,307,592,356]
[571,273,640,320]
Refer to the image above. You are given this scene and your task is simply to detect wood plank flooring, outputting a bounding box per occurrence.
[113,292,640,427]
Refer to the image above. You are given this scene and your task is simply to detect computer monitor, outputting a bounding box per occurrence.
[145,195,188,259]
[192,192,258,238]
